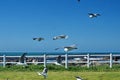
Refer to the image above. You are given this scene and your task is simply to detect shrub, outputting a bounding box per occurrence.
[0,64,120,72]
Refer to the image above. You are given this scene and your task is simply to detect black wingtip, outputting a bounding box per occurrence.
[33,38,36,40]
[55,48,59,50]
[75,76,81,78]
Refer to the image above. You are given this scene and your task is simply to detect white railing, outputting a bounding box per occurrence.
[0,53,120,68]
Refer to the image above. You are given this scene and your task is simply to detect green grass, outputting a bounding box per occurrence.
[1,64,120,72]
[0,71,120,80]
[0,64,120,80]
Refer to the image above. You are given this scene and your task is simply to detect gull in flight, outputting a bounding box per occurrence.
[75,76,83,80]
[88,13,100,18]
[53,35,68,40]
[33,37,44,41]
[55,44,78,52]
[16,53,27,66]
[37,67,48,79]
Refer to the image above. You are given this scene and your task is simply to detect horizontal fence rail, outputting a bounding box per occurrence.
[0,53,120,68]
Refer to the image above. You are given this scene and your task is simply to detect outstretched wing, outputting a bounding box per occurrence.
[38,37,44,41]
[55,48,60,50]
[64,44,78,52]
[53,35,68,40]
[33,38,37,40]
[96,14,101,16]
[42,67,48,73]
[20,53,27,63]
[37,72,42,75]
[69,44,77,47]
[33,37,44,41]
[88,13,94,15]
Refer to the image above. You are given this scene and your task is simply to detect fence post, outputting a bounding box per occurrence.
[44,54,47,67]
[87,53,90,68]
[110,53,113,68]
[3,54,6,67]
[65,53,68,69]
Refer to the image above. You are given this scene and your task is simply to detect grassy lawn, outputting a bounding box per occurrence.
[0,71,120,80]
[0,64,120,80]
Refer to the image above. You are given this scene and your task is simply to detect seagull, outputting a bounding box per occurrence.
[75,76,83,80]
[88,13,100,18]
[20,53,27,63]
[55,44,78,52]
[33,37,44,41]
[16,53,27,66]
[64,44,78,52]
[53,35,68,40]
[37,67,48,79]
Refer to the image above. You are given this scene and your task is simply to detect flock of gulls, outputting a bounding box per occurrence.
[33,34,78,52]
[32,0,101,52]
[5,0,101,80]
[34,0,101,79]
[33,34,78,79]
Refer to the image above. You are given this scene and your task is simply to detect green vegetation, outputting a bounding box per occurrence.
[0,64,120,72]
[0,64,120,80]
[0,71,120,80]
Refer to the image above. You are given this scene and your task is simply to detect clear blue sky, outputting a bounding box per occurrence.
[0,0,120,52]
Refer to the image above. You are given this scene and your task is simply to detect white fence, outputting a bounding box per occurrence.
[0,53,120,68]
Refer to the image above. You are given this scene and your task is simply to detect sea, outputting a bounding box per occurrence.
[0,52,69,56]
[0,52,120,56]
[0,51,120,56]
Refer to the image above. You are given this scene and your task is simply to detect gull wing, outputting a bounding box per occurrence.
[60,35,68,39]
[55,48,60,50]
[64,46,72,49]
[69,44,77,47]
[38,37,44,41]
[20,53,27,63]
[88,13,94,15]
[33,37,44,41]
[37,72,42,75]
[33,38,37,40]
[64,44,78,52]
[53,35,68,40]
[96,14,101,16]
[75,76,82,80]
